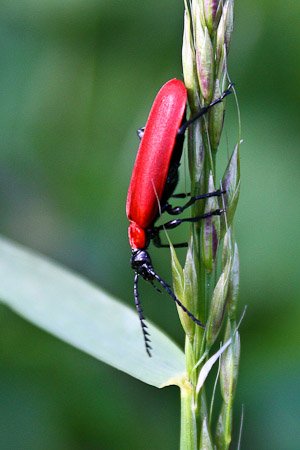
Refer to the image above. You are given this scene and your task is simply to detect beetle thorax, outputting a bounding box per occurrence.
[128,222,146,249]
[131,249,154,281]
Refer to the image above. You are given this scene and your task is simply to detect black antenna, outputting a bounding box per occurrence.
[150,270,205,328]
[132,250,207,356]
[134,273,152,357]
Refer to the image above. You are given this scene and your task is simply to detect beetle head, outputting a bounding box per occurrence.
[131,249,154,281]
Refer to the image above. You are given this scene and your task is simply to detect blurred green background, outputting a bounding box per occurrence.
[0,0,299,449]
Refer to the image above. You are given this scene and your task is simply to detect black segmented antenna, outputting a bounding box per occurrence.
[134,273,152,357]
[150,270,205,328]
[133,267,206,357]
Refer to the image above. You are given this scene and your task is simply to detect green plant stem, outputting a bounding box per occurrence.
[181,1,240,447]
[186,116,210,448]
[180,382,197,450]
[183,45,233,448]
[185,102,219,448]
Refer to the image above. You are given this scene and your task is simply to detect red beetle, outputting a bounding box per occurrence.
[127,79,232,356]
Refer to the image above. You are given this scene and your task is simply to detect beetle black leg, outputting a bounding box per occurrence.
[137,127,145,141]
[171,193,191,199]
[149,269,205,328]
[178,83,233,135]
[154,242,188,248]
[165,189,225,215]
[134,273,152,357]
[157,209,224,232]
[153,232,188,249]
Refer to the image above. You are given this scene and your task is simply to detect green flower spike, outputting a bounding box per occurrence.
[194,2,214,103]
[201,171,221,272]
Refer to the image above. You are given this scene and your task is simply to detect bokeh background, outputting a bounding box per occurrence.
[0,0,299,449]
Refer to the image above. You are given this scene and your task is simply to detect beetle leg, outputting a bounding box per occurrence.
[165,189,225,215]
[153,233,166,248]
[171,192,191,199]
[152,231,188,249]
[136,126,145,141]
[157,209,224,231]
[134,273,152,357]
[178,82,233,134]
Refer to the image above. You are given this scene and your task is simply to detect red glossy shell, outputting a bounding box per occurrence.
[126,79,187,249]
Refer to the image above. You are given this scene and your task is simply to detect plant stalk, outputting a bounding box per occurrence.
[180,381,197,450]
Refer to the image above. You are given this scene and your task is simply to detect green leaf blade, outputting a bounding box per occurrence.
[0,236,185,388]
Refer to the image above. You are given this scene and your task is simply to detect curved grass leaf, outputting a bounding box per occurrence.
[0,236,185,388]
